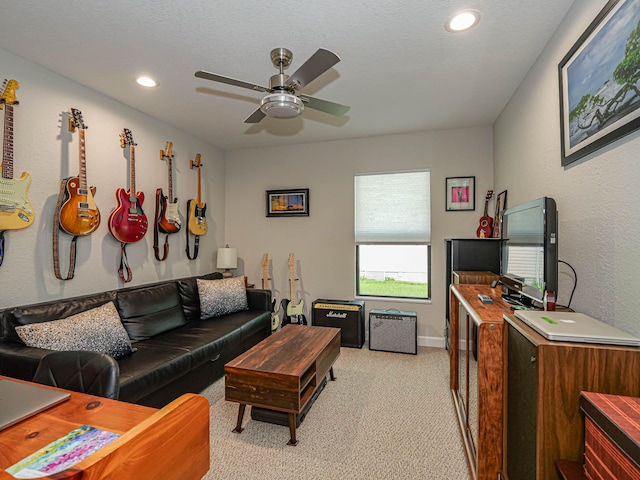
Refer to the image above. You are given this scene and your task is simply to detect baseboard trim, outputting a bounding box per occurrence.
[418,336,445,348]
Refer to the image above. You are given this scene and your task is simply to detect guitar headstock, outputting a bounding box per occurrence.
[262,253,269,268]
[288,253,295,268]
[0,79,19,108]
[119,128,136,148]
[68,108,87,132]
[160,141,173,160]
[189,153,202,169]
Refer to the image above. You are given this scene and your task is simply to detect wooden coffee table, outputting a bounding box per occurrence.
[224,324,340,445]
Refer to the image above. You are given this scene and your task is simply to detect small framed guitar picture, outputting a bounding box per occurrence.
[492,190,507,238]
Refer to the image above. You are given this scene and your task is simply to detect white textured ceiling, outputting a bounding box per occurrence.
[0,1,575,151]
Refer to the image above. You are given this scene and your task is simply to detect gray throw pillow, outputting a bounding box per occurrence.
[197,277,249,318]
[15,301,134,358]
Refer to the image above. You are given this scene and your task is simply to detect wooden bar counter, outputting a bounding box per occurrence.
[449,283,511,480]
[0,377,210,479]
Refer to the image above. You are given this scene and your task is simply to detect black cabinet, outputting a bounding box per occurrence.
[444,238,500,351]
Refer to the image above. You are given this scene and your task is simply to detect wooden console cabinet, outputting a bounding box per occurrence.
[450,284,510,480]
[504,315,640,480]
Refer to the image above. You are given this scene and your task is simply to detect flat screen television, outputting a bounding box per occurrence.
[500,197,558,305]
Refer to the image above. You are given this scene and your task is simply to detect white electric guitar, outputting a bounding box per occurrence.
[262,253,280,331]
[0,79,34,230]
[281,253,307,325]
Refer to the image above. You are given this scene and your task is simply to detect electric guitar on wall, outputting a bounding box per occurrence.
[0,79,34,230]
[108,128,148,243]
[187,154,208,236]
[476,190,494,238]
[281,253,307,325]
[59,108,100,235]
[262,253,281,331]
[158,141,181,234]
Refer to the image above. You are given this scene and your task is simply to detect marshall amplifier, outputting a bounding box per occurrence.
[369,309,417,355]
[312,299,365,348]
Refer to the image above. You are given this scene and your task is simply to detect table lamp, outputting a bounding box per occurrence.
[216,245,237,277]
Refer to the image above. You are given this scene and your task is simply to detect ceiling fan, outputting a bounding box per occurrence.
[195,48,350,124]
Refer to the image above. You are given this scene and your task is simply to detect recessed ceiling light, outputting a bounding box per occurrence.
[136,76,157,87]
[445,10,481,33]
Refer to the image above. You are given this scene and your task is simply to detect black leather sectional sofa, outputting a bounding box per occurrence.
[0,273,272,408]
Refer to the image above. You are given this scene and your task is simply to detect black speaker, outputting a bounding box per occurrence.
[312,299,365,348]
[369,309,417,355]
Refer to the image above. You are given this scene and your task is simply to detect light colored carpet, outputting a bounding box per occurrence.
[201,346,471,480]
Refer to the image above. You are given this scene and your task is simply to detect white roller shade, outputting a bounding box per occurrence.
[355,170,431,243]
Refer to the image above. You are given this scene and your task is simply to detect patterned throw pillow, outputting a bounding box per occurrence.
[197,277,248,319]
[15,301,134,358]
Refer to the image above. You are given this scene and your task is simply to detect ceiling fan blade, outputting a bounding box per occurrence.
[244,108,267,124]
[284,49,340,91]
[194,70,271,93]
[299,94,350,116]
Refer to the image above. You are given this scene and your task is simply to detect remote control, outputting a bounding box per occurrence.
[478,293,493,304]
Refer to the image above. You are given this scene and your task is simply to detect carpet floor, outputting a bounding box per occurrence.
[201,346,471,480]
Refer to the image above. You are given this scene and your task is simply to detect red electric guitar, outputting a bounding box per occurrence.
[59,108,100,235]
[476,190,494,238]
[157,141,181,234]
[108,129,148,243]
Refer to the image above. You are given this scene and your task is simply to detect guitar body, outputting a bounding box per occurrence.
[280,299,291,326]
[158,189,181,234]
[286,298,307,325]
[59,176,100,235]
[0,171,34,230]
[270,299,281,330]
[476,216,493,238]
[476,190,494,238]
[108,188,148,243]
[187,200,208,236]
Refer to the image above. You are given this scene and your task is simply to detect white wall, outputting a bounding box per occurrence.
[0,48,225,309]
[494,0,640,335]
[224,127,494,342]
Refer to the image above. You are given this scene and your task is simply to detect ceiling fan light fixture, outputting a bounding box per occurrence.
[260,93,304,119]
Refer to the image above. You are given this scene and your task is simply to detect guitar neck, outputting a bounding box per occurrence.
[2,104,14,180]
[129,145,137,202]
[196,166,202,206]
[167,155,174,200]
[289,259,297,304]
[78,128,88,190]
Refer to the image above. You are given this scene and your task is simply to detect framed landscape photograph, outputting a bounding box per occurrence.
[445,176,475,211]
[559,0,640,166]
[266,188,309,217]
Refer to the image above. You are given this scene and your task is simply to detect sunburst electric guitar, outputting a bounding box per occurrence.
[0,79,34,230]
[281,253,307,325]
[59,108,100,235]
[187,154,208,236]
[262,253,280,331]
[108,129,148,243]
[158,141,181,234]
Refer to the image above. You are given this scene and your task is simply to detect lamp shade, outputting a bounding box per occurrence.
[216,246,237,269]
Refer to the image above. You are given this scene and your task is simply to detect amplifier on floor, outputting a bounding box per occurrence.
[312,299,365,348]
[369,309,417,355]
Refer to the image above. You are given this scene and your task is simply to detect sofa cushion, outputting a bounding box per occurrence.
[116,282,187,342]
[177,272,223,322]
[2,292,117,344]
[197,277,248,318]
[14,302,134,359]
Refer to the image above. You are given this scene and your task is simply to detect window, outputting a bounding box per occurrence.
[355,170,431,299]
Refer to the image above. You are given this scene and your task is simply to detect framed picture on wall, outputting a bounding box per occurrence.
[492,190,507,238]
[559,0,640,166]
[266,188,310,217]
[445,176,475,211]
